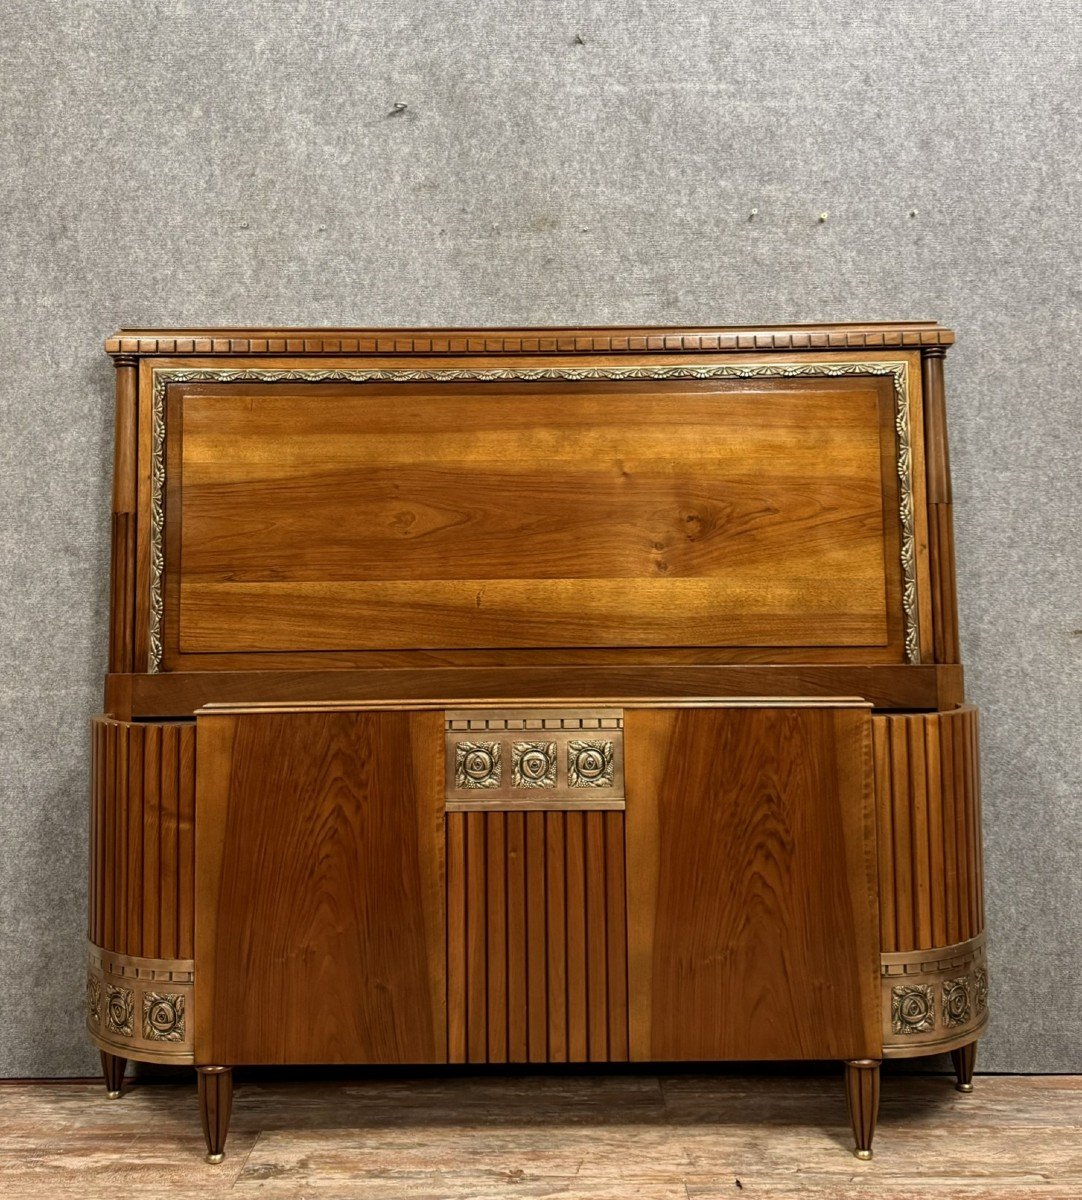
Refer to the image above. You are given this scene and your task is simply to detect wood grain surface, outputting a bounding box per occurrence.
[2,1074,1077,1198]
[108,332,946,680]
[922,348,961,664]
[625,706,881,1062]
[116,664,961,720]
[447,811,628,1064]
[928,501,960,663]
[164,376,906,661]
[194,710,446,1064]
[107,361,137,673]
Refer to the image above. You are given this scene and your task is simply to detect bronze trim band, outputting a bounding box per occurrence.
[86,941,195,1066]
[881,931,985,972]
[884,1012,990,1059]
[881,931,988,1059]
[445,707,625,810]
[88,945,194,982]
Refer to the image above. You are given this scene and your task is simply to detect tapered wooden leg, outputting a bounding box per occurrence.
[844,1059,880,1160]
[951,1040,977,1093]
[100,1050,126,1098]
[196,1066,233,1164]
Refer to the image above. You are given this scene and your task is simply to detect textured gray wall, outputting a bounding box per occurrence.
[1,0,1079,1077]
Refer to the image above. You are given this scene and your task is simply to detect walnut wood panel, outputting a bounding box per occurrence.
[165,375,905,661]
[921,349,952,505]
[179,388,886,585]
[873,705,983,953]
[106,320,955,358]
[114,664,961,720]
[88,716,195,960]
[114,333,943,675]
[195,710,446,1064]
[140,646,943,672]
[928,503,960,664]
[625,706,880,1061]
[181,577,889,650]
[108,511,136,674]
[447,810,628,1064]
[107,360,137,672]
[922,348,961,664]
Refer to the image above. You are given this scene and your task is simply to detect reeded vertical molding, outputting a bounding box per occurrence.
[87,716,197,1066]
[89,717,196,959]
[447,810,628,1064]
[922,347,960,663]
[844,1059,881,1159]
[874,705,988,1059]
[196,1066,233,1164]
[921,348,951,505]
[874,706,983,953]
[109,357,138,675]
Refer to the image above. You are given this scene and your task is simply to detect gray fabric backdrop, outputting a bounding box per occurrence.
[1,0,1079,1077]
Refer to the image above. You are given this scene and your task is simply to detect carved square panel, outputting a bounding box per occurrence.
[512,741,557,788]
[454,741,501,790]
[943,977,971,1029]
[143,992,186,1042]
[568,740,615,788]
[891,983,935,1035]
[105,985,134,1037]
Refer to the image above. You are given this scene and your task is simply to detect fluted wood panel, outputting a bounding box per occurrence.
[108,511,136,673]
[88,716,195,959]
[928,503,960,663]
[107,360,137,673]
[873,705,983,953]
[447,811,628,1064]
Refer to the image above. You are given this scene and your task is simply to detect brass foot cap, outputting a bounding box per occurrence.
[854,1148,873,1161]
[956,1082,974,1093]
[105,1090,121,1099]
[205,1152,225,1165]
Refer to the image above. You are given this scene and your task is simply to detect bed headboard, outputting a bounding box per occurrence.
[103,323,958,715]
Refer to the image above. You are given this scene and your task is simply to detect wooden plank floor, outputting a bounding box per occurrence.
[0,1073,1079,1198]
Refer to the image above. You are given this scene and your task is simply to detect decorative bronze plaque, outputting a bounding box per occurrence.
[445,709,624,810]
